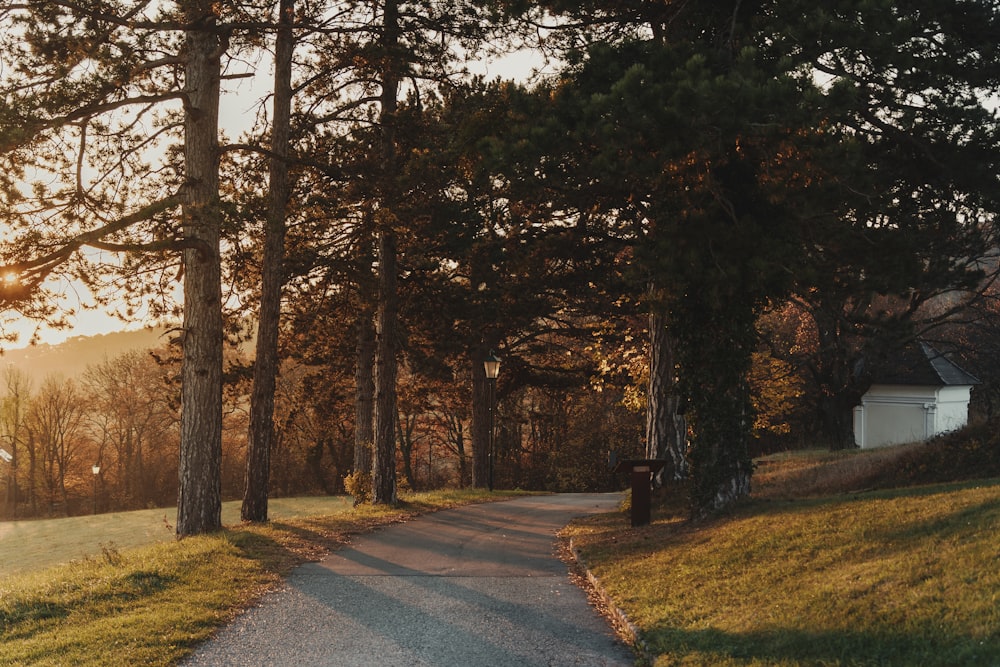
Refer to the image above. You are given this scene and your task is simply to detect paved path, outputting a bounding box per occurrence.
[182,494,635,667]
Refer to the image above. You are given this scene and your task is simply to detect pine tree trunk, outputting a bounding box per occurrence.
[681,297,755,520]
[646,308,688,483]
[242,0,294,524]
[687,390,754,520]
[690,426,752,518]
[176,2,224,537]
[372,228,398,504]
[812,309,862,450]
[371,0,400,505]
[354,272,376,476]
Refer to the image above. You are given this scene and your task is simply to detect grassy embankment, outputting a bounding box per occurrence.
[0,489,525,666]
[565,421,1000,667]
[2,421,998,667]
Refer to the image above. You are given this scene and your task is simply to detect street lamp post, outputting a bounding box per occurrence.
[91,465,100,515]
[0,447,10,519]
[0,443,11,518]
[483,352,501,492]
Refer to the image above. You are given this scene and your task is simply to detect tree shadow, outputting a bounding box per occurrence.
[643,624,999,666]
[285,547,635,666]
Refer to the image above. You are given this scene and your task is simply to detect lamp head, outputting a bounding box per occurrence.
[484,352,501,380]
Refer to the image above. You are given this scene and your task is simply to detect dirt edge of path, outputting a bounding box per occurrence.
[561,537,650,666]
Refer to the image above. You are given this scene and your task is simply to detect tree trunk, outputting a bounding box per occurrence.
[454,419,468,487]
[690,428,752,518]
[176,2,224,537]
[818,391,860,450]
[27,431,37,515]
[687,378,754,519]
[354,270,376,476]
[372,228,399,504]
[243,0,294,524]
[811,308,863,450]
[371,0,400,505]
[397,409,417,491]
[6,444,16,517]
[680,297,756,520]
[646,307,688,483]
[135,436,146,508]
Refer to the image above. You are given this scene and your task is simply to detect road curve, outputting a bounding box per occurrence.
[182,493,635,667]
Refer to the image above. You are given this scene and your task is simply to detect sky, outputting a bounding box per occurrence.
[2,272,174,350]
[3,46,548,350]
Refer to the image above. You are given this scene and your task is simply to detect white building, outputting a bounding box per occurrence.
[853,342,979,449]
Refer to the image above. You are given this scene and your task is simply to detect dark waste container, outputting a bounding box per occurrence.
[613,459,666,527]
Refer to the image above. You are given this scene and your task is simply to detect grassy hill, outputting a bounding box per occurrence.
[753,418,1000,499]
[566,425,1000,667]
[0,496,355,578]
[0,327,171,380]
[0,431,996,666]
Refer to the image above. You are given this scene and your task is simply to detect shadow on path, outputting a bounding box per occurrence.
[182,493,634,667]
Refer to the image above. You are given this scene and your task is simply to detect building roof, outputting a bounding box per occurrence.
[873,341,980,387]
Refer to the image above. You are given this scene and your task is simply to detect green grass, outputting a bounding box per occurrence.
[0,489,526,666]
[566,440,1000,666]
[0,496,355,577]
[5,431,999,667]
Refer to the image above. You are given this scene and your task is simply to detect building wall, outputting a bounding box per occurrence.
[935,385,973,433]
[853,384,972,449]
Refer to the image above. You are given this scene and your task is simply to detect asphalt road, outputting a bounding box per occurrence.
[181,493,636,667]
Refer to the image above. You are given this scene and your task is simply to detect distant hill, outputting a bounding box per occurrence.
[0,327,172,381]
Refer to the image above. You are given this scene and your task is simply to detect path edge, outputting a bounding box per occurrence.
[567,537,654,665]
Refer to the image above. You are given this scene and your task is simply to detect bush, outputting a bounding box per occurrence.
[343,471,371,506]
[895,418,1000,485]
[753,417,1000,500]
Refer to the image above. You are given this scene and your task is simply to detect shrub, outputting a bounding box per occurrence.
[343,471,371,506]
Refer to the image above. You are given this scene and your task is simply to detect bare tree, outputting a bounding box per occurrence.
[0,367,32,517]
[27,376,86,514]
[82,351,177,509]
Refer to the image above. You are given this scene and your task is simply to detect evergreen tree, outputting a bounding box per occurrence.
[394,79,632,488]
[537,0,1000,513]
[0,0,266,534]
[766,0,1000,447]
[241,0,296,523]
[282,1,529,500]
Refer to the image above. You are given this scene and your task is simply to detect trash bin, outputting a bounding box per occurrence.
[613,459,666,527]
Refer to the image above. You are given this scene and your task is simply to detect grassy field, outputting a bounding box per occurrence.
[0,496,354,577]
[0,489,524,666]
[565,434,1000,667]
[2,430,998,667]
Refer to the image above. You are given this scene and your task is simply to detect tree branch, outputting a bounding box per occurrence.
[0,195,182,298]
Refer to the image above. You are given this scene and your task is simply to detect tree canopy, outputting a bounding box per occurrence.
[2,0,998,521]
